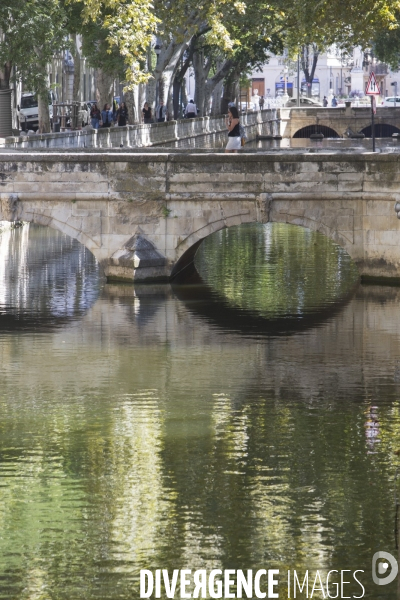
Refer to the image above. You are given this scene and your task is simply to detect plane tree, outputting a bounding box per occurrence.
[0,0,69,132]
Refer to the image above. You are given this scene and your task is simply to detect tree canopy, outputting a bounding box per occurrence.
[2,0,400,130]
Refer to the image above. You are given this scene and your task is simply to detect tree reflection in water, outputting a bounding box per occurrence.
[0,223,399,600]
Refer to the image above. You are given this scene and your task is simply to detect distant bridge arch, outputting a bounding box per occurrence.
[293,125,340,138]
[281,106,400,139]
[360,124,400,138]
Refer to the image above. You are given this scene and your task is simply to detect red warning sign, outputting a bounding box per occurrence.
[365,72,380,95]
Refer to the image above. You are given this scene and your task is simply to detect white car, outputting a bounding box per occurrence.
[382,96,400,107]
[286,97,322,107]
[18,92,53,129]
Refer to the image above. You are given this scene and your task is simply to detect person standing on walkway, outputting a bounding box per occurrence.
[101,103,113,127]
[323,96,328,107]
[155,100,167,122]
[185,99,197,118]
[142,102,152,123]
[259,96,265,110]
[331,95,338,107]
[113,99,119,123]
[90,103,101,129]
[117,102,129,126]
[225,106,241,153]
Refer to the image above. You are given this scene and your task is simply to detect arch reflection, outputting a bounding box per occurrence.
[0,223,101,331]
[173,223,359,336]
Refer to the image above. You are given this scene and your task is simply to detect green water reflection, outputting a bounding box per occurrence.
[0,224,399,599]
[195,223,359,318]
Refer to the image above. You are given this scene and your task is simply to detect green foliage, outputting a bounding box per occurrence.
[161,205,172,218]
[374,25,400,68]
[63,0,127,79]
[68,0,158,85]
[0,0,68,94]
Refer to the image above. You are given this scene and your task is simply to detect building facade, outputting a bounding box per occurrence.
[250,47,400,102]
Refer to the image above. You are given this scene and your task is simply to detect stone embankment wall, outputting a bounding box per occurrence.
[4,110,279,150]
[0,151,400,282]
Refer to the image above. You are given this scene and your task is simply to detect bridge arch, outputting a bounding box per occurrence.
[0,202,104,271]
[360,123,400,137]
[293,125,340,138]
[171,205,358,279]
[30,214,98,254]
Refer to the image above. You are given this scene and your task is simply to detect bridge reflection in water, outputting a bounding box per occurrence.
[0,223,400,599]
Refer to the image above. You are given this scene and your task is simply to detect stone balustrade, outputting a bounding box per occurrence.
[5,110,278,150]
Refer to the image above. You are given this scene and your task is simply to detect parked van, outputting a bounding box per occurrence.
[18,92,54,129]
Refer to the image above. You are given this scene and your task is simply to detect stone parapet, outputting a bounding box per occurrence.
[4,110,276,151]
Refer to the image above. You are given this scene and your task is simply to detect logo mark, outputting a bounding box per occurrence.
[372,552,398,585]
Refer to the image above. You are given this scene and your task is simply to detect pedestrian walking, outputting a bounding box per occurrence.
[323,96,328,107]
[90,103,101,129]
[117,102,129,126]
[185,99,197,119]
[155,100,168,122]
[142,102,152,124]
[225,105,241,153]
[259,96,265,110]
[101,103,113,127]
[331,95,338,107]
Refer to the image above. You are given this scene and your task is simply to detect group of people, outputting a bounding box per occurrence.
[323,95,338,107]
[142,98,197,123]
[143,100,168,123]
[89,97,244,153]
[90,98,199,129]
[90,102,129,129]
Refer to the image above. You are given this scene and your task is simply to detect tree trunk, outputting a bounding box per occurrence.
[193,50,207,116]
[181,78,188,109]
[301,44,319,98]
[173,78,181,119]
[0,62,12,90]
[95,68,114,109]
[146,39,187,115]
[38,92,51,133]
[204,59,234,116]
[72,35,81,101]
[138,83,146,120]
[124,86,138,124]
[162,42,187,119]
[172,46,195,119]
[221,79,233,115]
[210,79,223,116]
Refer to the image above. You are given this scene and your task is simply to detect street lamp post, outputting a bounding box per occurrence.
[282,66,289,106]
[297,53,300,107]
[154,43,161,108]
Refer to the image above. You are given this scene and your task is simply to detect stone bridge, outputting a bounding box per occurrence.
[281,106,400,138]
[1,150,400,282]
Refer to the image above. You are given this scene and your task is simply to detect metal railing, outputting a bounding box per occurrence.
[52,102,81,131]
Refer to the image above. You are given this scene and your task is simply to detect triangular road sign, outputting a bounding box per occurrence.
[366,72,380,95]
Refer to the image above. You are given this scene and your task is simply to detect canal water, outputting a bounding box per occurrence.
[0,223,399,599]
